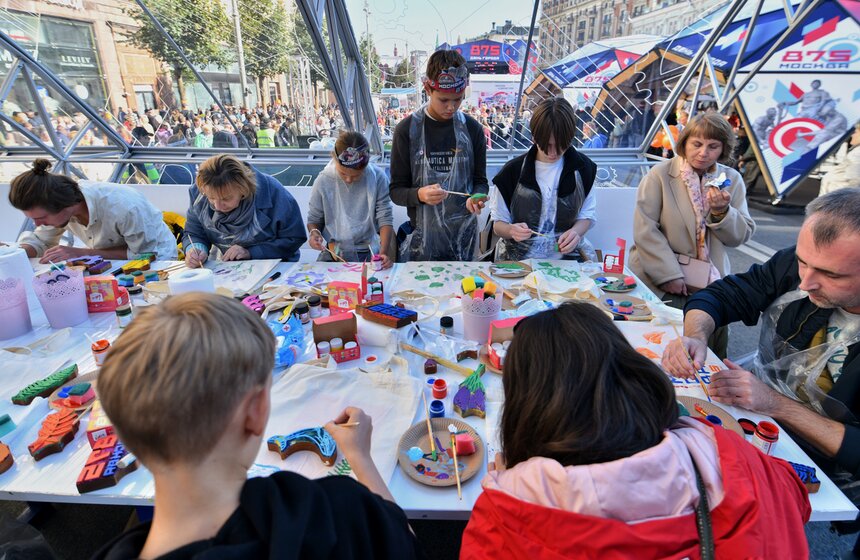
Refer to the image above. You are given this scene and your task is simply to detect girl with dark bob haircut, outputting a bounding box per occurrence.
[461,302,811,558]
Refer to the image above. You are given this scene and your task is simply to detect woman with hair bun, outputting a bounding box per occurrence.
[9,158,177,262]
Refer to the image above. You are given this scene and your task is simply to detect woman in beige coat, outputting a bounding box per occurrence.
[630,113,755,357]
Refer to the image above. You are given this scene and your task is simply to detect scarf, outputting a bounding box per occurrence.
[679,159,721,283]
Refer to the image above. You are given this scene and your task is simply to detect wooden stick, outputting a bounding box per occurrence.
[420,390,437,456]
[451,434,462,500]
[671,325,711,402]
[476,271,511,302]
[399,342,474,376]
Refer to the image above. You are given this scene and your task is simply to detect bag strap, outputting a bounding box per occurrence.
[692,453,716,559]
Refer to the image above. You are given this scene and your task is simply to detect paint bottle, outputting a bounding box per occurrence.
[344,341,357,350]
[432,378,448,399]
[317,341,331,357]
[429,399,445,418]
[752,421,779,455]
[371,255,383,271]
[115,302,133,329]
[330,337,344,352]
[308,295,322,319]
[91,339,110,367]
[440,316,453,335]
[294,301,310,324]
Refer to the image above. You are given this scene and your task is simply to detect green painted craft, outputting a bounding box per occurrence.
[12,364,78,405]
[469,193,488,201]
[414,274,430,281]
[431,267,444,272]
[429,282,445,288]
[68,383,91,396]
[327,458,353,477]
[493,262,524,270]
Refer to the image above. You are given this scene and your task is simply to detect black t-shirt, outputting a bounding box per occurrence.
[389,111,488,225]
[91,472,423,560]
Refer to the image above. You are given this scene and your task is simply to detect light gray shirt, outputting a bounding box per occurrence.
[307,162,393,251]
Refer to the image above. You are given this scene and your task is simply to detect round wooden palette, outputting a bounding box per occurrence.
[598,294,652,320]
[478,344,504,375]
[398,417,484,487]
[677,396,745,438]
[591,272,636,293]
[48,371,98,412]
[489,261,532,279]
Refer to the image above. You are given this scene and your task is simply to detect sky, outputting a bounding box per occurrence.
[344,0,534,57]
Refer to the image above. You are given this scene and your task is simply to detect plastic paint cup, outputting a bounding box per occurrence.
[429,399,444,418]
[432,378,448,399]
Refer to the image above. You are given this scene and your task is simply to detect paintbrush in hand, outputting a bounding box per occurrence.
[671,325,711,402]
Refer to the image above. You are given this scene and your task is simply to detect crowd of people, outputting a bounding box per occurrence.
[5,46,860,559]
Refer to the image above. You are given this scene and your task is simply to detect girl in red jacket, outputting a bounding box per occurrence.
[461,302,811,560]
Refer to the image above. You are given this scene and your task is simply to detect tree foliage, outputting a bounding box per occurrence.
[238,0,292,106]
[123,0,231,106]
[359,33,382,92]
[388,57,416,88]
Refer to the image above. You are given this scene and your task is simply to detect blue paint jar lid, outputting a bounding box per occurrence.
[705,414,723,426]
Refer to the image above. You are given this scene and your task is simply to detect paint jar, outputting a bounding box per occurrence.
[91,339,111,367]
[705,414,723,427]
[317,341,331,357]
[344,341,357,350]
[429,399,445,418]
[330,337,344,352]
[440,316,453,335]
[308,295,323,319]
[752,421,779,455]
[294,301,310,324]
[432,378,447,399]
[425,377,436,388]
[115,302,133,329]
[371,255,383,271]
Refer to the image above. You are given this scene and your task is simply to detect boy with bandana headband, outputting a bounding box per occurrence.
[307,131,395,267]
[389,50,488,261]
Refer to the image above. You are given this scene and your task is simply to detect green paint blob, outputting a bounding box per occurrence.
[415,274,430,281]
[429,282,445,288]
[431,267,444,272]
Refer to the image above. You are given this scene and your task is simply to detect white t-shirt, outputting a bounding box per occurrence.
[826,308,860,382]
[490,160,597,224]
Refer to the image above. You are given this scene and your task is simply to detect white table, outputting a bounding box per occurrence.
[0,260,855,523]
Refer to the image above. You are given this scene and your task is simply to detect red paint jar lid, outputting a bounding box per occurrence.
[737,418,756,435]
[433,379,447,390]
[91,339,110,352]
[756,421,779,440]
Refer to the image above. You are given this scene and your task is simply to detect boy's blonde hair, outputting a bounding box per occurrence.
[98,293,275,465]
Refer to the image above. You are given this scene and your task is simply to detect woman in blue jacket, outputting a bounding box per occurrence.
[184,154,306,265]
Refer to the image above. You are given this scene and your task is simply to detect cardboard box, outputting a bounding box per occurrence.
[84,276,120,313]
[327,281,363,314]
[487,316,524,370]
[312,312,361,363]
[86,400,115,447]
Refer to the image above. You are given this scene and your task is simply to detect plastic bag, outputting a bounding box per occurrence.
[753,289,860,424]
[400,106,478,262]
[0,513,58,560]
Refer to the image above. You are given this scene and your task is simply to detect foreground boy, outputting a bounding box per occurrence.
[94,293,421,559]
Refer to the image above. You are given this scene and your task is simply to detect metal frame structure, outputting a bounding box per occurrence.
[2,0,828,199]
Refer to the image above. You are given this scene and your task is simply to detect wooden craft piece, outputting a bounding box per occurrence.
[453,365,486,419]
[789,461,820,493]
[28,408,80,461]
[0,414,15,439]
[86,400,114,446]
[12,363,78,405]
[489,261,532,279]
[400,343,473,376]
[456,349,478,362]
[424,359,438,374]
[76,434,138,494]
[0,442,12,474]
[356,303,418,328]
[69,256,113,275]
[268,427,337,466]
[119,259,151,274]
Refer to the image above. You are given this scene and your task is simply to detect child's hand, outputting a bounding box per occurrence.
[325,407,373,465]
[309,230,325,251]
[222,245,250,261]
[557,228,581,254]
[378,254,393,269]
[418,184,447,206]
[509,223,532,242]
[465,196,485,214]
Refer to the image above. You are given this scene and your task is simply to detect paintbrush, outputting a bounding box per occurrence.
[420,389,437,460]
[338,421,361,427]
[671,325,712,402]
[449,424,462,500]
